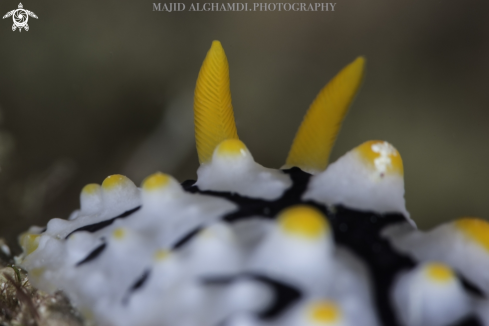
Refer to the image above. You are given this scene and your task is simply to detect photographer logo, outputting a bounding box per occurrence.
[2,3,38,32]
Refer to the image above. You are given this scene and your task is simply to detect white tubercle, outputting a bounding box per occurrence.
[45,218,75,239]
[154,279,208,326]
[80,183,103,214]
[328,247,380,326]
[150,249,183,289]
[223,314,262,326]
[230,218,275,257]
[101,174,141,210]
[64,231,101,265]
[137,172,238,248]
[140,172,184,208]
[68,226,153,302]
[207,278,272,326]
[391,262,471,326]
[221,278,273,315]
[20,233,67,293]
[248,205,334,293]
[183,222,243,277]
[196,139,292,200]
[109,250,186,326]
[303,141,412,224]
[383,217,489,295]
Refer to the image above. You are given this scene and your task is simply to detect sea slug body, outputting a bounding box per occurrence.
[18,41,489,326]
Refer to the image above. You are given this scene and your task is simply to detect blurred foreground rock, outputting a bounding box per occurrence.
[0,239,86,326]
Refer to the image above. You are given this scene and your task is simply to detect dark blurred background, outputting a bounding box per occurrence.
[0,0,488,250]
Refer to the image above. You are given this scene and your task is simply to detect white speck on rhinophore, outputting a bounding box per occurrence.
[372,142,397,173]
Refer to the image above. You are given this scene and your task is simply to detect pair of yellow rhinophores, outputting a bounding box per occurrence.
[79,41,487,248]
[195,40,366,173]
[194,41,402,176]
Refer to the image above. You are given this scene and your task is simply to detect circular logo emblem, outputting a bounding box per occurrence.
[13,9,28,28]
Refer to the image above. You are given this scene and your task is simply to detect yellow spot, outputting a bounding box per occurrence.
[355,140,403,175]
[194,40,239,164]
[82,183,100,195]
[216,139,247,157]
[279,205,328,239]
[308,300,341,324]
[19,233,40,255]
[142,172,171,191]
[425,262,454,283]
[112,228,126,240]
[456,218,489,252]
[102,174,130,190]
[285,57,365,173]
[79,308,95,323]
[30,267,45,278]
[153,249,170,261]
[199,228,213,238]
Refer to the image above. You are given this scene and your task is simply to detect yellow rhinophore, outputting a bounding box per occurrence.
[194,40,239,164]
[308,300,341,324]
[279,205,329,239]
[424,262,454,283]
[455,217,489,252]
[285,57,365,174]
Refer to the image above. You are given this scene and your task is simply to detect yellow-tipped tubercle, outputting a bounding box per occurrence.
[279,205,328,239]
[355,140,403,175]
[285,57,365,173]
[102,174,130,190]
[20,233,41,255]
[112,228,126,240]
[82,183,101,195]
[424,262,454,283]
[455,217,489,252]
[142,172,171,191]
[154,249,170,261]
[308,300,341,323]
[216,139,248,157]
[194,40,239,164]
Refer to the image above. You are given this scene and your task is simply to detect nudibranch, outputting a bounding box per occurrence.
[18,41,489,326]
